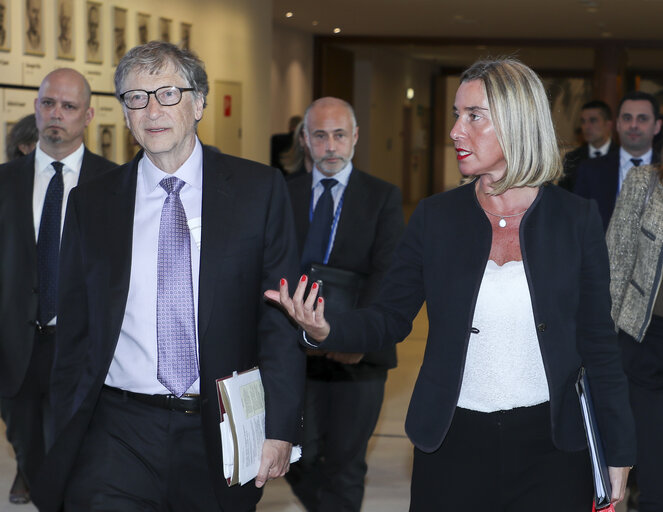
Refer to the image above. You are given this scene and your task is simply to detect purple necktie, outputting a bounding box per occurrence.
[157,176,198,397]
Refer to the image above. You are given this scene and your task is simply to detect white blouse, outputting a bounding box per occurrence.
[456,259,549,412]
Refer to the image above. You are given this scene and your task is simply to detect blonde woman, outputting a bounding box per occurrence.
[268,58,636,511]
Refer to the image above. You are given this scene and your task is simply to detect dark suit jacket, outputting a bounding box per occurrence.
[32,147,306,511]
[288,170,404,371]
[0,148,116,397]
[558,140,619,192]
[319,183,636,467]
[574,148,661,231]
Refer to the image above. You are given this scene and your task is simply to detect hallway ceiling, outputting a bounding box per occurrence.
[273,0,663,41]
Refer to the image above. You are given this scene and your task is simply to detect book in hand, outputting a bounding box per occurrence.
[576,367,614,511]
[216,367,302,486]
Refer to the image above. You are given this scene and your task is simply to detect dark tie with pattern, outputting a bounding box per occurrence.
[301,178,338,272]
[37,161,64,326]
[156,176,199,397]
[631,158,643,167]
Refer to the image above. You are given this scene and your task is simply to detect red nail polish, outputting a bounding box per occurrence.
[280,278,285,286]
[311,282,317,290]
[318,297,323,303]
[300,275,307,282]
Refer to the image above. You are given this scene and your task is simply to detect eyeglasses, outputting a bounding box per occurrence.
[119,86,194,110]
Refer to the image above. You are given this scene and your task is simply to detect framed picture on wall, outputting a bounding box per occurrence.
[98,124,115,162]
[137,12,150,45]
[0,0,11,52]
[85,1,102,63]
[24,0,44,55]
[112,6,127,66]
[180,22,191,50]
[56,0,74,60]
[158,17,171,43]
[124,126,140,163]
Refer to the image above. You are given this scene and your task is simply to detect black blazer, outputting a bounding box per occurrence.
[0,149,116,397]
[287,170,404,369]
[558,141,619,192]
[32,147,306,511]
[574,148,661,231]
[319,182,636,467]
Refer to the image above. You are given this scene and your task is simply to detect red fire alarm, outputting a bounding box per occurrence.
[224,95,232,117]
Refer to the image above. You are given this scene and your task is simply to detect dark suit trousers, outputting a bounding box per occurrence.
[64,387,259,512]
[0,330,55,486]
[286,360,386,512]
[409,403,593,512]
[619,315,663,512]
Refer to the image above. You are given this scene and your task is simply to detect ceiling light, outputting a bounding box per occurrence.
[406,88,414,100]
[285,11,293,18]
[333,27,341,34]
[312,20,319,26]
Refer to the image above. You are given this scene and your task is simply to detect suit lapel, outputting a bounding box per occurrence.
[328,170,361,265]
[198,149,235,343]
[106,158,139,347]
[289,174,313,249]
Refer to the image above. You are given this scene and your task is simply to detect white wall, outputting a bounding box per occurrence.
[0,0,273,163]
[270,25,313,135]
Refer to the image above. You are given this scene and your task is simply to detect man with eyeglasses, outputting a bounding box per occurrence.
[32,41,304,512]
[0,68,115,505]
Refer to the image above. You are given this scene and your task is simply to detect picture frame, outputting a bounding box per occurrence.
[137,12,150,46]
[180,22,191,50]
[112,6,127,66]
[158,17,171,43]
[98,124,115,162]
[24,0,44,56]
[56,0,74,60]
[85,1,102,64]
[0,0,11,52]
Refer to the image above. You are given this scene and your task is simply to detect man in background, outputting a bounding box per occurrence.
[574,91,661,230]
[285,97,404,512]
[559,100,618,191]
[0,68,115,505]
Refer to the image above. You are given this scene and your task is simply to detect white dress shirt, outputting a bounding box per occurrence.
[32,142,84,239]
[33,142,85,326]
[310,162,353,262]
[588,138,612,158]
[618,147,653,193]
[106,140,203,395]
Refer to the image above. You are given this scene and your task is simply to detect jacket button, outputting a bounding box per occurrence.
[32,287,39,294]
[537,323,546,332]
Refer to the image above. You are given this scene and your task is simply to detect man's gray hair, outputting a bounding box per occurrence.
[114,41,209,107]
[303,97,357,133]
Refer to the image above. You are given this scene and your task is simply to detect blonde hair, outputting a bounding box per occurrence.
[460,58,562,195]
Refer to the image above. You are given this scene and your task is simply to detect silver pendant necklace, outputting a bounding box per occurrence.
[481,207,528,228]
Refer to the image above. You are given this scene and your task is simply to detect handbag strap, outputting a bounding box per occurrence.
[639,169,659,218]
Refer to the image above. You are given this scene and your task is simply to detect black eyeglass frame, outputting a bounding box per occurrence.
[119,86,195,110]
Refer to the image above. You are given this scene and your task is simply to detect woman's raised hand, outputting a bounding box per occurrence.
[264,275,331,343]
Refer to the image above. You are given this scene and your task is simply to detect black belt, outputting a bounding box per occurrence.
[103,385,201,414]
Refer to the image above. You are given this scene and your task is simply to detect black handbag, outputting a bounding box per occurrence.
[308,263,365,314]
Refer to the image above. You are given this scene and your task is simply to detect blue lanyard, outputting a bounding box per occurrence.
[308,186,345,265]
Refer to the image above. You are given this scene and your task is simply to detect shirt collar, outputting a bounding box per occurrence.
[34,142,85,175]
[311,161,353,189]
[620,146,653,168]
[141,138,204,193]
[589,138,612,156]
